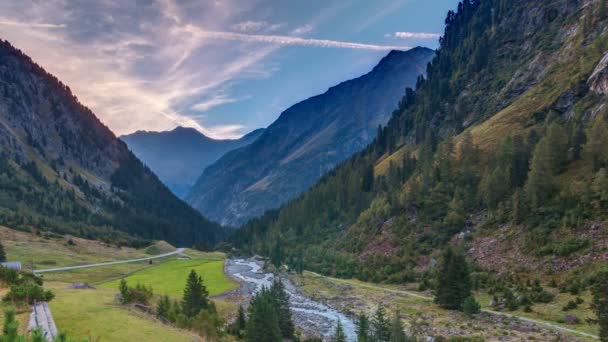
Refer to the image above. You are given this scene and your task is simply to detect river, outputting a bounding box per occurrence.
[224,259,357,341]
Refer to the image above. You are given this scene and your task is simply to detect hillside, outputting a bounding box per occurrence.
[121,127,263,198]
[187,47,435,226]
[233,0,608,284]
[0,39,222,247]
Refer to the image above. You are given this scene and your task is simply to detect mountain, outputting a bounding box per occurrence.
[121,127,263,198]
[0,39,222,247]
[232,0,608,283]
[187,47,435,226]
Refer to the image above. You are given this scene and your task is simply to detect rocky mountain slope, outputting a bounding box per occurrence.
[233,0,608,283]
[0,39,221,247]
[187,47,435,226]
[121,127,263,198]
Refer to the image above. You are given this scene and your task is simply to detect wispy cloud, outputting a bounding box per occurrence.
[191,94,252,112]
[291,24,313,35]
[393,31,441,39]
[187,28,410,51]
[232,20,284,33]
[0,18,66,28]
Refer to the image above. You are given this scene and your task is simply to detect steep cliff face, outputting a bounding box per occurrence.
[0,39,221,246]
[187,47,435,226]
[589,51,608,95]
[121,127,263,198]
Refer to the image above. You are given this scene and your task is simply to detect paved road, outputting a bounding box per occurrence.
[307,271,600,340]
[34,248,186,274]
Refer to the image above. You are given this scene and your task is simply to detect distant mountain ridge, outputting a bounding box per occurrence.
[0,39,221,247]
[187,47,435,226]
[121,127,264,198]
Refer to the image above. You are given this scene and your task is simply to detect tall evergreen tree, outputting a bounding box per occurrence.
[156,295,171,321]
[584,116,608,171]
[181,270,209,318]
[591,271,608,341]
[371,304,391,342]
[332,320,347,342]
[389,311,411,342]
[0,241,6,263]
[2,307,18,341]
[270,279,295,339]
[434,248,472,310]
[356,313,370,342]
[236,305,247,337]
[246,288,282,342]
[118,278,130,304]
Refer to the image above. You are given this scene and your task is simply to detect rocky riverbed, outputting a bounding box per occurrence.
[221,258,357,341]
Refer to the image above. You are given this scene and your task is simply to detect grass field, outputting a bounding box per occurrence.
[48,283,201,341]
[100,259,237,297]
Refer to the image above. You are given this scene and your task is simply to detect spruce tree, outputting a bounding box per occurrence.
[332,320,347,342]
[389,312,411,342]
[356,313,370,342]
[591,271,608,341]
[0,241,6,263]
[119,278,130,304]
[246,289,282,342]
[584,116,608,171]
[434,248,472,310]
[181,270,209,318]
[156,295,171,321]
[371,304,391,342]
[235,305,247,337]
[2,307,18,341]
[270,279,295,339]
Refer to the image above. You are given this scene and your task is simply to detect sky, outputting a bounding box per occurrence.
[0,0,457,139]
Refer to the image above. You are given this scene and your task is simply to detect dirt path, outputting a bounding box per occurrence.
[306,271,600,340]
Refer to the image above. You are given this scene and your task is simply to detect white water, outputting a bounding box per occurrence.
[227,259,357,341]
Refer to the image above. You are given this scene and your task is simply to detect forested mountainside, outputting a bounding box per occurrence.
[0,39,222,247]
[233,0,608,283]
[121,127,263,198]
[187,47,435,226]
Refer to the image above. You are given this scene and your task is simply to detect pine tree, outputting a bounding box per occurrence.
[389,312,410,342]
[236,305,247,336]
[246,289,282,342]
[270,279,294,339]
[0,241,6,263]
[356,313,370,342]
[119,278,130,304]
[181,270,209,318]
[525,136,557,207]
[371,304,391,342]
[157,295,171,321]
[332,320,347,342]
[434,248,472,310]
[592,168,608,207]
[591,271,608,341]
[511,189,528,224]
[463,296,481,317]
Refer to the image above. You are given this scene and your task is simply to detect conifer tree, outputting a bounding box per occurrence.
[246,288,282,342]
[434,248,472,310]
[371,304,391,342]
[356,313,370,342]
[181,270,209,318]
[0,241,6,263]
[119,278,130,304]
[332,320,347,342]
[270,279,294,339]
[157,295,171,321]
[2,307,18,341]
[584,116,608,171]
[591,271,608,341]
[389,311,411,342]
[235,305,247,337]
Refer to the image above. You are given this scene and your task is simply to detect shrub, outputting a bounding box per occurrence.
[463,297,481,317]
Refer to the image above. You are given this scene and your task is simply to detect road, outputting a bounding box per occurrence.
[307,271,600,340]
[33,248,186,274]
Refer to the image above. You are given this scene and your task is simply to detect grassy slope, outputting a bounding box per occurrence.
[294,272,598,341]
[47,283,200,342]
[100,259,237,298]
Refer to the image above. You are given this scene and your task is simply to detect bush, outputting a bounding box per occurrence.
[3,283,54,305]
[562,300,577,311]
[463,296,481,317]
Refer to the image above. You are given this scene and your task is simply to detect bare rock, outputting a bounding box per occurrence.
[589,52,608,95]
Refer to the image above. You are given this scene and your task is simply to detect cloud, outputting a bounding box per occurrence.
[291,24,313,35]
[232,20,284,33]
[187,28,410,51]
[393,32,441,39]
[0,18,66,28]
[191,94,252,112]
